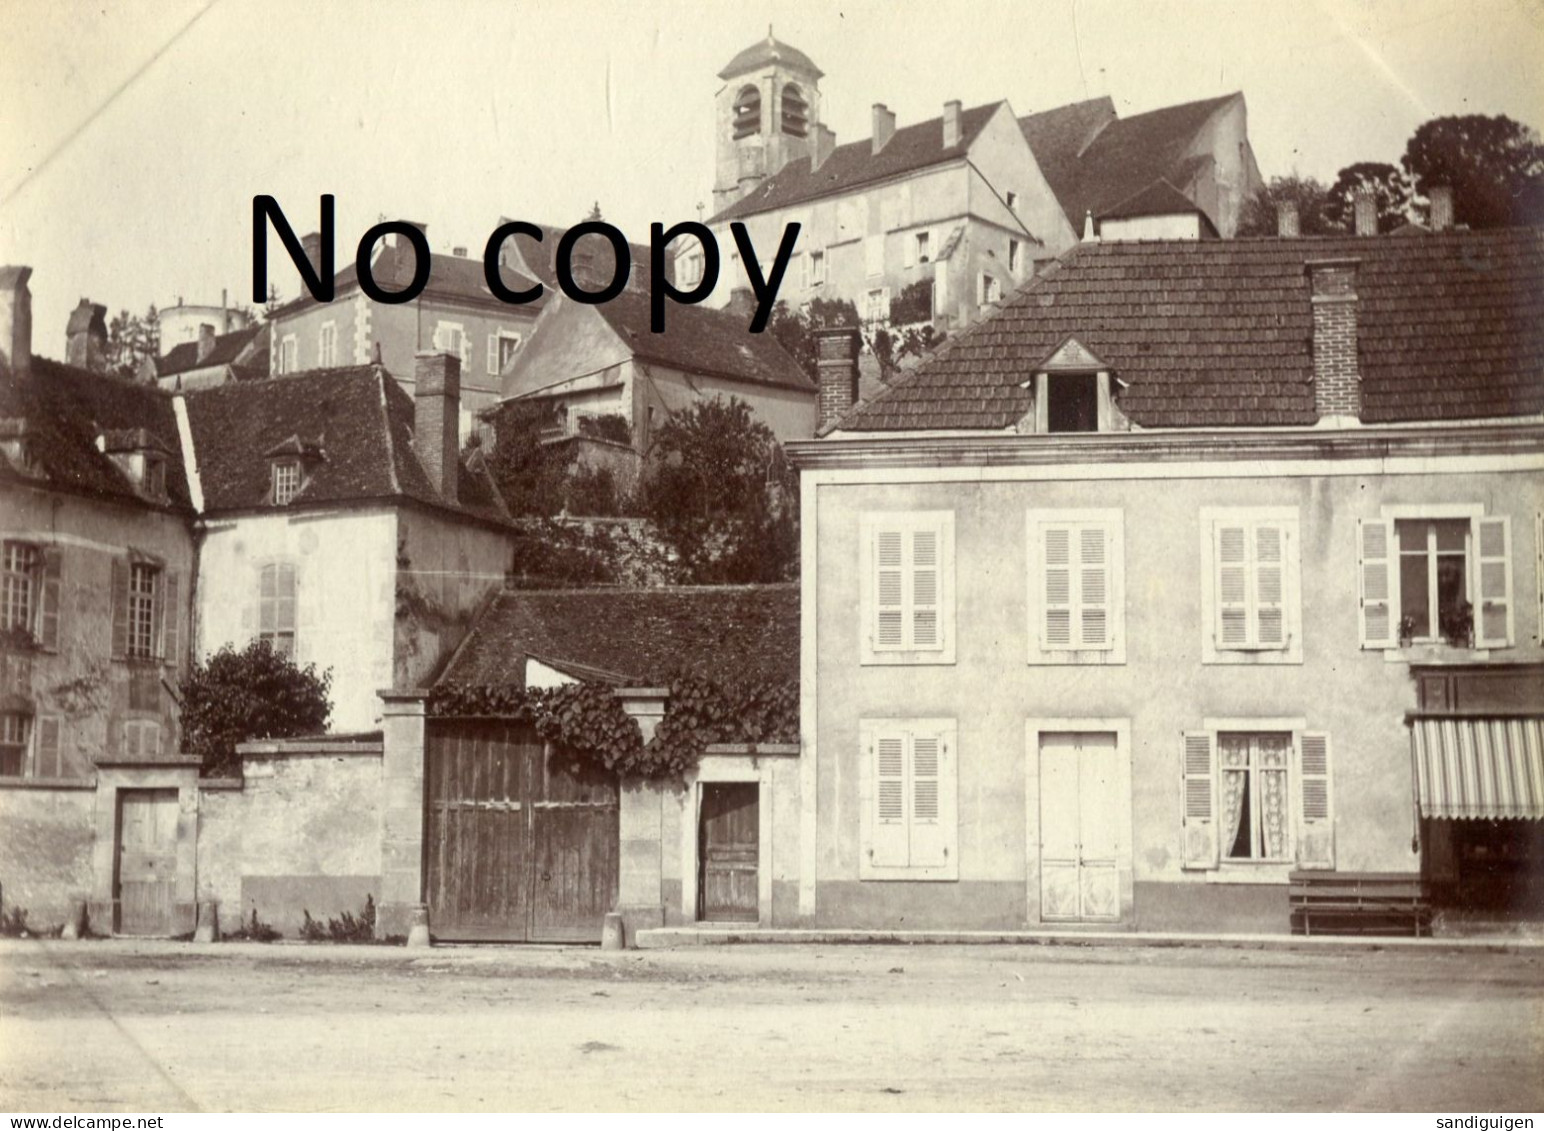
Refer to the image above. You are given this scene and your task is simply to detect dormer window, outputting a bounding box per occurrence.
[1,420,41,476]
[99,429,174,500]
[142,455,167,500]
[272,459,302,505]
[1047,374,1099,433]
[1021,337,1121,435]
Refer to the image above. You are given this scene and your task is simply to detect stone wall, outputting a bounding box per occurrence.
[0,782,94,929]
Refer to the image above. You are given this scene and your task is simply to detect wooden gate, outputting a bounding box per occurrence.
[116,789,179,936]
[699,783,759,922]
[425,720,618,942]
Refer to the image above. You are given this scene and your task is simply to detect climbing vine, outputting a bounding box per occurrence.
[427,675,798,783]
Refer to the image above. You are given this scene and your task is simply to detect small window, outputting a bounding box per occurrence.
[1009,239,1021,274]
[278,335,297,374]
[121,718,162,759]
[1358,512,1512,649]
[781,84,808,138]
[732,85,761,139]
[434,322,469,368]
[980,274,1001,305]
[1006,191,1018,211]
[1046,373,1098,433]
[258,562,297,657]
[809,250,826,286]
[0,712,27,776]
[2,541,38,634]
[142,456,166,500]
[272,460,302,506]
[497,332,523,372]
[127,564,158,660]
[908,231,931,267]
[863,288,889,325]
[319,322,337,367]
[1397,519,1469,643]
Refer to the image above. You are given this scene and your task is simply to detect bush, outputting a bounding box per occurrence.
[225,908,282,942]
[299,895,376,943]
[180,640,332,777]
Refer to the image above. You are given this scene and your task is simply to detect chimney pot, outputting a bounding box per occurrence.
[942,100,962,149]
[872,103,896,155]
[1276,201,1300,238]
[1305,257,1363,424]
[0,265,33,384]
[1429,184,1454,232]
[196,323,217,363]
[414,351,461,505]
[1353,188,1377,237]
[814,325,861,432]
[65,299,109,373]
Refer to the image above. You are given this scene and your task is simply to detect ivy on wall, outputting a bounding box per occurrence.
[427,675,798,782]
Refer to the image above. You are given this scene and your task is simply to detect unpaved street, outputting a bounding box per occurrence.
[1,938,1540,1112]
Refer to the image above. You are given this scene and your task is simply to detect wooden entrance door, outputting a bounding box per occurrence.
[699,783,759,922]
[425,721,618,942]
[1039,732,1120,922]
[116,789,179,936]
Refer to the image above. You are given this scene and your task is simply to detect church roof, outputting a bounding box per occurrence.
[719,33,822,80]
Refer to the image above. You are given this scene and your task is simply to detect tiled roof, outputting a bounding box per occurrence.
[595,289,813,391]
[840,227,1544,431]
[1098,178,1215,230]
[710,102,1003,223]
[0,359,191,509]
[719,34,822,80]
[1021,94,1237,231]
[156,325,262,376]
[182,365,509,523]
[439,584,800,689]
[271,241,544,318]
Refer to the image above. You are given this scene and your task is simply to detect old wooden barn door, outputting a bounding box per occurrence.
[116,789,179,936]
[425,720,618,942]
[698,782,759,922]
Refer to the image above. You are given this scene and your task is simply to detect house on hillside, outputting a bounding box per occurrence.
[149,323,268,390]
[774,225,1543,934]
[697,31,1262,331]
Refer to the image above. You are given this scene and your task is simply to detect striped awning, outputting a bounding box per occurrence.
[1409,715,1544,820]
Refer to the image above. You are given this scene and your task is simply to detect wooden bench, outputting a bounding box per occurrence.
[1289,872,1432,937]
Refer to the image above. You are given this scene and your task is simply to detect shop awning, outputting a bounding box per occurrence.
[1409,715,1544,820]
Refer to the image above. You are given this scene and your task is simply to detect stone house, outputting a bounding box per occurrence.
[150,323,268,391]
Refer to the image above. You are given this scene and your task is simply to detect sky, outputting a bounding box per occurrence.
[2,0,1541,357]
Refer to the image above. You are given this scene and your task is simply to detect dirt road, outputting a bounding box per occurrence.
[2,938,1540,1112]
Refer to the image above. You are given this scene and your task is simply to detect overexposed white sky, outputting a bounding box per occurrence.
[2,0,1541,356]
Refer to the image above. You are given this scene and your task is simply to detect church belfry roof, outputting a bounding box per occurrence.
[718,30,823,80]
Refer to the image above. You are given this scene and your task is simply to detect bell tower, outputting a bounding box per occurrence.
[712,28,824,215]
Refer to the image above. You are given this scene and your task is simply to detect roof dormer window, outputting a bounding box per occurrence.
[0,420,40,476]
[264,434,322,506]
[272,459,302,505]
[142,455,167,500]
[1020,337,1123,435]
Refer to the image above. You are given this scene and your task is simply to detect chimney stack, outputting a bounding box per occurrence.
[196,323,217,362]
[221,288,230,332]
[942,100,962,148]
[414,351,460,505]
[727,287,757,322]
[0,266,32,384]
[65,299,108,372]
[1429,185,1453,232]
[1305,258,1362,424]
[300,231,323,277]
[814,326,861,432]
[811,123,836,171]
[1276,201,1300,238]
[872,104,896,155]
[1353,188,1377,237]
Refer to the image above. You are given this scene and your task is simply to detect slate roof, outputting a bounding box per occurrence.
[1099,178,1217,233]
[1021,94,1238,231]
[181,365,509,522]
[0,359,191,509]
[839,227,1544,431]
[594,289,813,391]
[719,34,822,80]
[439,584,800,689]
[496,221,657,293]
[710,102,1003,223]
[271,241,545,317]
[156,325,263,377]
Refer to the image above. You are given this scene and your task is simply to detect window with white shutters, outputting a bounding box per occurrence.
[1201,509,1301,663]
[861,513,955,665]
[861,718,958,880]
[1028,510,1124,663]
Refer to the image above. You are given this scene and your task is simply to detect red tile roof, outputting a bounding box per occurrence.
[439,584,800,689]
[840,227,1544,431]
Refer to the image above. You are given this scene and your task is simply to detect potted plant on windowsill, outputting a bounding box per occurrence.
[1440,602,1474,649]
[1397,616,1416,649]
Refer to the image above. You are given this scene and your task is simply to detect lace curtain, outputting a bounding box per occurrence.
[1219,732,1292,860]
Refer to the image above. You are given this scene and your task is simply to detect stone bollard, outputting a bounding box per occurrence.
[59,899,87,941]
[601,911,625,951]
[193,900,219,944]
[406,905,431,948]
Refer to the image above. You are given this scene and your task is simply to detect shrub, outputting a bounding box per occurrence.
[180,640,332,778]
[300,895,376,943]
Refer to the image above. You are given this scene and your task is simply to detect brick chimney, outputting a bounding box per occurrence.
[414,351,460,505]
[0,266,32,384]
[811,123,836,172]
[872,104,896,155]
[1429,185,1453,232]
[1305,258,1362,424]
[300,231,323,277]
[196,323,217,362]
[1276,201,1300,238]
[942,100,962,148]
[814,326,861,432]
[727,287,757,322]
[65,299,108,372]
[1353,188,1377,237]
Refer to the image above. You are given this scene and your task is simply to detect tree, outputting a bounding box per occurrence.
[640,396,797,583]
[768,296,860,380]
[105,304,160,380]
[483,399,578,516]
[1401,114,1544,229]
[1326,162,1410,234]
[180,640,332,777]
[1236,174,1344,236]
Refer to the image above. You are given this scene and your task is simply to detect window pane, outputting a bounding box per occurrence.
[1399,553,1430,637]
[1433,520,1467,552]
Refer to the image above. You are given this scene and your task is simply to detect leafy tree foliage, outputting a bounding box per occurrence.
[484,399,578,516]
[180,640,332,777]
[106,305,160,380]
[1401,114,1544,229]
[768,296,860,380]
[1326,162,1410,233]
[640,396,797,583]
[1236,174,1343,236]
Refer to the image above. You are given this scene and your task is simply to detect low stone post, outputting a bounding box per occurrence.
[406,905,431,949]
[194,900,219,944]
[59,898,87,940]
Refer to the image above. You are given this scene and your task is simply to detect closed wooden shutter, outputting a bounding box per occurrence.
[873,530,905,650]
[1215,523,1250,648]
[487,333,498,375]
[1043,526,1073,649]
[910,528,940,649]
[1296,732,1334,870]
[110,559,130,661]
[160,571,180,667]
[1474,516,1512,649]
[35,716,61,778]
[908,732,946,867]
[1078,525,1109,648]
[1255,524,1286,647]
[1181,730,1218,869]
[1357,518,1397,648]
[871,732,908,867]
[38,547,62,653]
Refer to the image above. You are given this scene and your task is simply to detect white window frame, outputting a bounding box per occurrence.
[121,718,163,760]
[278,335,297,375]
[126,563,159,660]
[864,234,885,278]
[979,273,1001,305]
[862,287,890,326]
[0,711,28,777]
[1009,239,1022,275]
[257,560,298,658]
[488,329,523,376]
[2,540,39,635]
[318,321,336,367]
[1006,190,1019,211]
[808,249,826,286]
[1026,508,1126,664]
[433,321,470,369]
[859,717,958,881]
[859,511,955,666]
[271,459,302,505]
[1199,507,1303,665]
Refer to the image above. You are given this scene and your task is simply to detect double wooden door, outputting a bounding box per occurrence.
[425,721,618,942]
[1039,732,1120,922]
[116,789,179,936]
